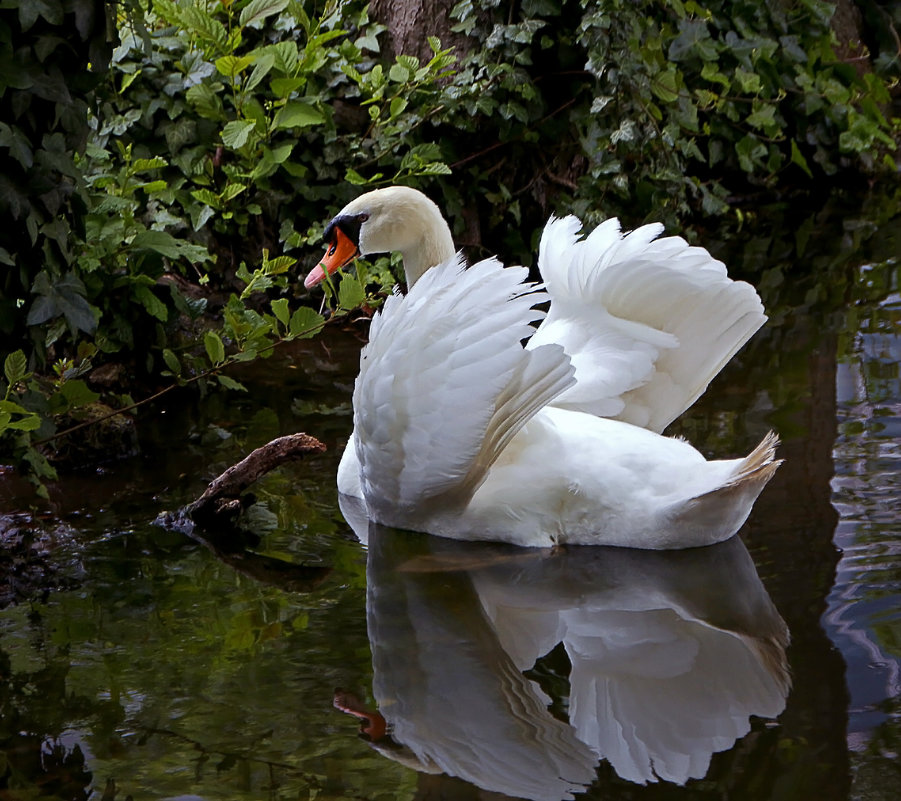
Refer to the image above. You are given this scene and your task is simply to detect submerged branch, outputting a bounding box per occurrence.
[186,433,327,528]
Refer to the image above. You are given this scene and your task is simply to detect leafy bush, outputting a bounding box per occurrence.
[432,0,899,260]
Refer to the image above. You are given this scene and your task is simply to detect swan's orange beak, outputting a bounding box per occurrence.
[304,227,359,289]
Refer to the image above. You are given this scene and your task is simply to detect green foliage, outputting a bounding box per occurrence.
[0,0,455,488]
[102,0,454,261]
[0,0,111,350]
[435,0,899,260]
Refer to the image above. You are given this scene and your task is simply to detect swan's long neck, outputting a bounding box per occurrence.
[395,195,456,287]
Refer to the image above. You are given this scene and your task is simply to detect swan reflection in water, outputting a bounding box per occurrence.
[337,496,790,799]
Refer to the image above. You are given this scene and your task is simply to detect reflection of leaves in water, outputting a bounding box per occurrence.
[291,398,353,417]
[0,524,382,800]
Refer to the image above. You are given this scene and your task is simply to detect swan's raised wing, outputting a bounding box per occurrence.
[530,216,766,432]
[354,255,575,524]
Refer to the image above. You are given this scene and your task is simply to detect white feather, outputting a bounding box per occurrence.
[352,254,575,528]
[532,215,767,431]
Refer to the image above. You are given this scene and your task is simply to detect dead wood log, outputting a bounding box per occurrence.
[187,433,326,529]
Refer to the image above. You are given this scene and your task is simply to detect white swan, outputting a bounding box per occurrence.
[305,186,780,549]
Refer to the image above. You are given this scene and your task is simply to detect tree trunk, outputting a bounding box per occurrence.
[369,0,475,62]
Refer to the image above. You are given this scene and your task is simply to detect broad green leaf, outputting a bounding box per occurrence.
[131,230,182,258]
[272,101,324,130]
[389,96,408,118]
[204,331,226,365]
[5,413,41,432]
[239,0,289,28]
[389,63,410,83]
[270,298,290,327]
[269,41,299,74]
[135,285,169,322]
[140,180,168,194]
[267,143,294,164]
[132,157,168,172]
[220,182,247,203]
[345,168,369,185]
[215,55,254,78]
[264,255,296,274]
[191,188,221,209]
[416,162,452,176]
[217,375,247,391]
[162,349,181,376]
[338,275,366,311]
[58,379,100,409]
[244,53,275,93]
[222,120,257,148]
[289,307,325,338]
[270,77,305,98]
[4,350,28,388]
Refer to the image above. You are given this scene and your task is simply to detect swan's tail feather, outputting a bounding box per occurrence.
[725,431,782,488]
[664,433,781,546]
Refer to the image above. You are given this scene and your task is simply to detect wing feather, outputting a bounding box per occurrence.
[531,216,766,432]
[353,255,575,522]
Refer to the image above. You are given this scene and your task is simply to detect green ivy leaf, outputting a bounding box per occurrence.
[0,123,34,169]
[746,103,777,131]
[790,140,813,177]
[27,272,97,334]
[734,68,761,94]
[651,69,680,103]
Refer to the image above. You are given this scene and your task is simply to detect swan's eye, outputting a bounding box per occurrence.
[328,242,337,256]
[359,213,369,223]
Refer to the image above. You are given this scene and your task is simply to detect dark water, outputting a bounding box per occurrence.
[1,203,899,800]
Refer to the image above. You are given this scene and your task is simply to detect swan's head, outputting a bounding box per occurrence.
[304,186,454,289]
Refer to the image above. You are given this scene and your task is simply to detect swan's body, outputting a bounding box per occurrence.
[309,186,780,549]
